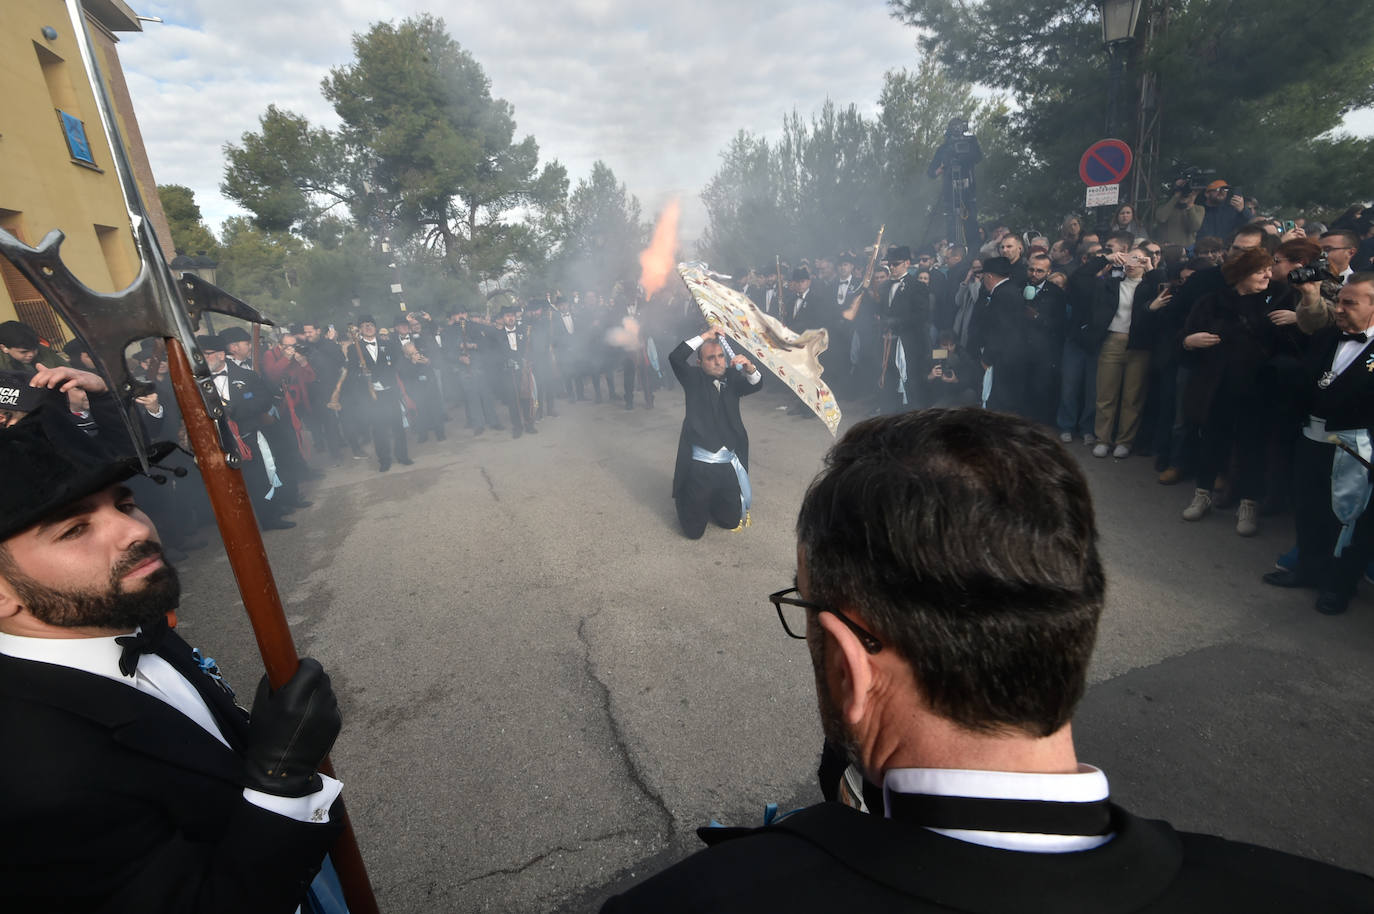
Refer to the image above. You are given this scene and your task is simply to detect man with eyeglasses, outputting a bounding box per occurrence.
[668,328,762,539]
[1318,230,1359,286]
[602,409,1373,912]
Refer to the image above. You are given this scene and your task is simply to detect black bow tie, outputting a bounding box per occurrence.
[115,614,170,677]
[1340,332,1368,343]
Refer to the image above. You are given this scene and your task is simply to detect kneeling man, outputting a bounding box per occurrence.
[669,329,762,539]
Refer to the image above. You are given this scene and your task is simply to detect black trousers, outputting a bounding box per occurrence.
[363,389,408,466]
[675,462,742,539]
[1197,392,1269,497]
[1293,435,1374,599]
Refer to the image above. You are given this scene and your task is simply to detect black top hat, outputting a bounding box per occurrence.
[195,334,225,353]
[982,256,1014,277]
[886,245,912,263]
[357,314,378,325]
[837,251,858,266]
[219,327,251,344]
[0,411,175,541]
[790,267,811,283]
[498,305,520,317]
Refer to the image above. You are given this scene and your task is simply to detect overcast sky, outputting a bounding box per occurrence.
[117,1,1372,245]
[117,0,922,242]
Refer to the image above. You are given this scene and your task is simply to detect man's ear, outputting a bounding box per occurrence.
[0,574,23,623]
[816,612,877,726]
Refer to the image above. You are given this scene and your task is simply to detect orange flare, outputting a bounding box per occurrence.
[639,198,681,299]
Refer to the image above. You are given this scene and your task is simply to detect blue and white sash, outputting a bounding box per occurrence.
[691,445,751,523]
[1304,417,1373,557]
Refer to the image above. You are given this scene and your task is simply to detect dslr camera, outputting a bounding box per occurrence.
[1287,254,1329,285]
[1166,165,1216,194]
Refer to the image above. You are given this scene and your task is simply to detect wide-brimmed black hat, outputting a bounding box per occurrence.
[886,245,912,263]
[790,267,811,283]
[0,411,175,541]
[219,327,251,344]
[195,334,224,353]
[982,256,1014,277]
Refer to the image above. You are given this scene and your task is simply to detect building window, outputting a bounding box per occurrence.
[58,110,97,166]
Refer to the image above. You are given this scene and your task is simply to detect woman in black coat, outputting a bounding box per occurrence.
[1178,247,1301,534]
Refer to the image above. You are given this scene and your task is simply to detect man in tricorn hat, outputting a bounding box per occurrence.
[0,413,344,911]
[343,315,413,470]
[489,305,537,436]
[876,245,932,414]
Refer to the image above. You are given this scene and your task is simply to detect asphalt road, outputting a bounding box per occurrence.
[171,379,1374,913]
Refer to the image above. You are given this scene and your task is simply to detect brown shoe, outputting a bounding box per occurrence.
[1157,467,1182,485]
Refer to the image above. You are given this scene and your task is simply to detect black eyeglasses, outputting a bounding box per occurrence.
[768,587,883,654]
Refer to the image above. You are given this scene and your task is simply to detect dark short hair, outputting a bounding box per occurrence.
[0,321,39,349]
[1221,247,1274,285]
[797,409,1105,737]
[1321,229,1360,249]
[1194,236,1225,255]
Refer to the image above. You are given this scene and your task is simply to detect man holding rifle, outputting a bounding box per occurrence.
[0,412,344,913]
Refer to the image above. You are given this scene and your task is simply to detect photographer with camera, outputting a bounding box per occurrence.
[1198,180,1254,245]
[927,116,983,249]
[1153,176,1206,246]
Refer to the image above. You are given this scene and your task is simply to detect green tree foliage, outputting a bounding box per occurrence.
[698,63,1014,265]
[322,14,567,282]
[220,14,570,315]
[213,217,301,320]
[553,161,645,295]
[888,0,1374,220]
[156,184,218,255]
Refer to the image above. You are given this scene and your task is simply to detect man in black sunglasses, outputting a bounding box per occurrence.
[603,409,1371,912]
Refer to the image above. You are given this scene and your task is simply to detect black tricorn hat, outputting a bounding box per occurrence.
[886,245,912,263]
[982,256,1014,277]
[219,326,251,344]
[0,411,175,541]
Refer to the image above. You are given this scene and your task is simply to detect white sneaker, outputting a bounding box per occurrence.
[1092,443,1110,458]
[1083,433,1096,446]
[1182,489,1212,521]
[1236,499,1259,537]
[1059,431,1073,443]
[1112,444,1130,459]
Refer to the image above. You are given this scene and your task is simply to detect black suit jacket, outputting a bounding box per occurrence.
[1298,326,1374,433]
[0,632,340,913]
[345,336,403,390]
[602,802,1373,913]
[220,361,276,439]
[669,341,762,499]
[881,273,934,379]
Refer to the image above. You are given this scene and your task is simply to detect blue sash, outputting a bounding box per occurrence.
[691,445,751,523]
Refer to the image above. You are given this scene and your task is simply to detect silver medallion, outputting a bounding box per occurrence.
[1318,370,1335,389]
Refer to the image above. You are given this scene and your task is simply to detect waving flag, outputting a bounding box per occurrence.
[677,262,841,436]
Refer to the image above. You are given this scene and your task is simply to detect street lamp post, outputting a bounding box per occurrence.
[1099,0,1144,139]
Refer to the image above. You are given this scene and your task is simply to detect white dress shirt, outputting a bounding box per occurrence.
[0,629,341,824]
[884,764,1113,853]
[1332,315,1374,377]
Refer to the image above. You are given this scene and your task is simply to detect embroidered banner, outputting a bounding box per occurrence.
[677,262,840,436]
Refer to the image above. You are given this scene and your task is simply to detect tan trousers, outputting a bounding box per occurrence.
[1094,332,1150,447]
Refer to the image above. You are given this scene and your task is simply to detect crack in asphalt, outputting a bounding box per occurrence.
[450,826,638,890]
[577,608,675,839]
[480,465,500,502]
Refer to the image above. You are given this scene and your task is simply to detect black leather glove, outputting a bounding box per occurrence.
[243,658,342,797]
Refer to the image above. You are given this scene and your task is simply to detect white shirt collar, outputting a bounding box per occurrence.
[0,630,131,685]
[884,764,1111,853]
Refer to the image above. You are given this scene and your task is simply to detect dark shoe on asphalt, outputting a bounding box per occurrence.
[525,424,538,434]
[397,457,414,466]
[261,517,296,531]
[473,427,485,436]
[289,499,313,510]
[490,423,505,431]
[512,428,523,438]
[1262,569,1312,589]
[379,461,391,472]
[624,402,633,410]
[1315,592,1349,615]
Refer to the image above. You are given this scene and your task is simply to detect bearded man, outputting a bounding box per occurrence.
[0,413,344,912]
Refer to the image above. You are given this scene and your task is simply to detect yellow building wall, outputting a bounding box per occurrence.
[0,0,147,333]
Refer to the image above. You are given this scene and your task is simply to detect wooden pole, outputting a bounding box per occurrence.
[166,338,381,914]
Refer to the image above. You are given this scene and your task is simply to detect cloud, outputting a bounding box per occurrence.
[117,1,920,241]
